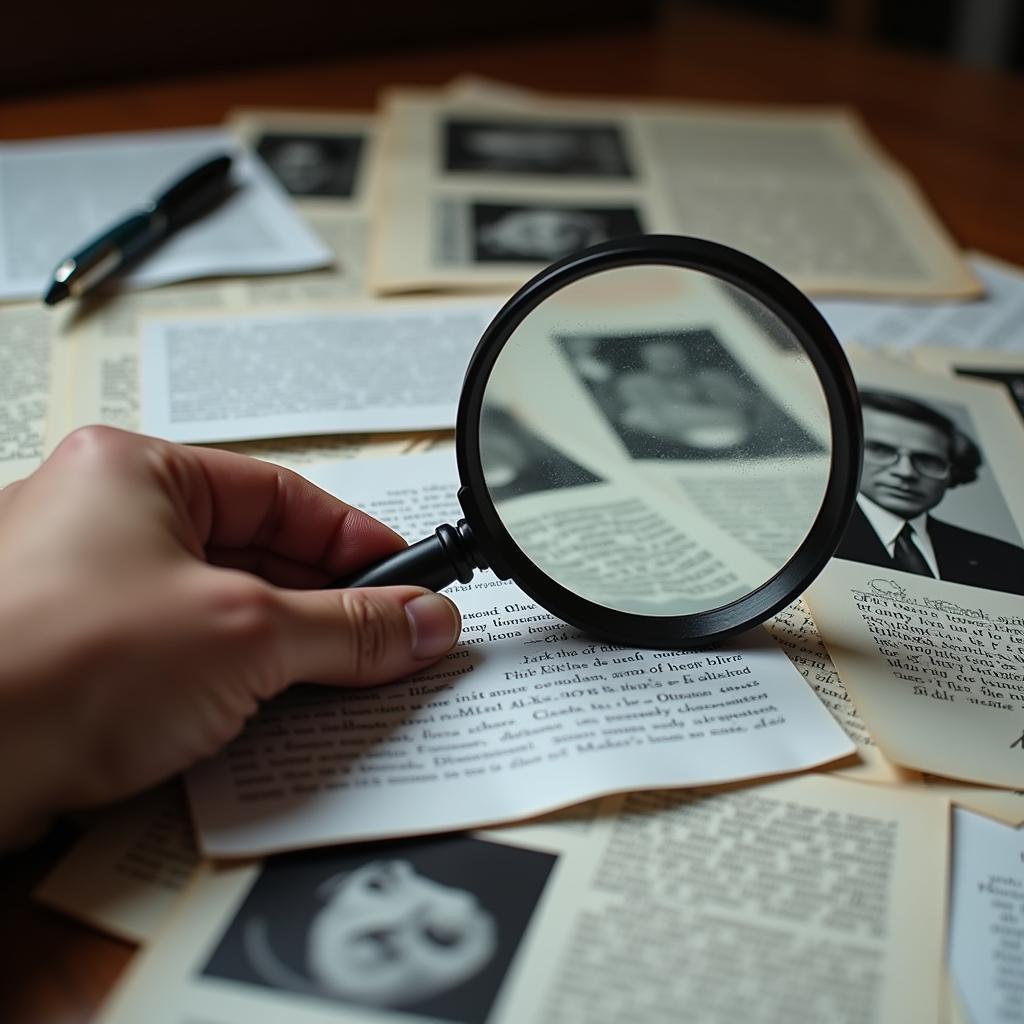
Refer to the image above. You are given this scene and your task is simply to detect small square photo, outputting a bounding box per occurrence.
[202,834,557,1023]
[255,132,365,197]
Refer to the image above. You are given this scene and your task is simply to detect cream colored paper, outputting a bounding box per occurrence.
[229,109,379,303]
[806,355,1024,789]
[914,345,1024,428]
[34,783,198,944]
[765,598,919,784]
[0,302,56,485]
[95,773,948,1024]
[922,774,1024,826]
[369,87,979,299]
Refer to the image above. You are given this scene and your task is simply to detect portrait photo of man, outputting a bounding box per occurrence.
[835,389,1024,596]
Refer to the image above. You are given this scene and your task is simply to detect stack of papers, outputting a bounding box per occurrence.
[3,82,1022,1024]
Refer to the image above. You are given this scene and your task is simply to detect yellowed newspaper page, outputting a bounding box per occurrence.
[806,354,1024,789]
[0,302,56,485]
[95,774,948,1024]
[41,112,387,462]
[369,87,978,298]
[228,109,378,303]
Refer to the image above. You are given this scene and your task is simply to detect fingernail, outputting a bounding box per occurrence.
[405,593,461,659]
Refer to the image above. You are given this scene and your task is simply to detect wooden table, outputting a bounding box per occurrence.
[2,6,1022,1022]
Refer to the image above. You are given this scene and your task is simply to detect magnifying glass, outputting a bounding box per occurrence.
[345,235,862,648]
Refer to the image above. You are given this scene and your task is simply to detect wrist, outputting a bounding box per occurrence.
[0,678,70,849]
[0,583,85,848]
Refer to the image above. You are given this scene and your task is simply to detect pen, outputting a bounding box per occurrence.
[43,153,234,306]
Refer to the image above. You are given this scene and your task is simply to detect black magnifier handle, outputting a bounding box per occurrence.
[341,521,490,592]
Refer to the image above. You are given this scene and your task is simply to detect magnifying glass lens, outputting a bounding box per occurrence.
[478,263,833,618]
[345,236,860,648]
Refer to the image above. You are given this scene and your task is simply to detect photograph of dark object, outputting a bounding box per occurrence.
[202,834,557,1023]
[558,328,825,461]
[444,119,633,177]
[480,403,602,502]
[255,132,365,198]
[471,202,643,263]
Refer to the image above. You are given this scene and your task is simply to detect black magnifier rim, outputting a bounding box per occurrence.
[456,234,862,648]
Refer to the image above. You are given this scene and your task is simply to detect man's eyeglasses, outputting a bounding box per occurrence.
[863,440,951,479]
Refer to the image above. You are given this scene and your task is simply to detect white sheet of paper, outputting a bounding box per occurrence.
[0,127,331,301]
[140,298,498,442]
[948,808,1024,1024]
[186,450,854,857]
[816,253,1024,352]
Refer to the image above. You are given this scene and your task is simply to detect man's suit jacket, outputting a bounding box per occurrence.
[835,503,1024,596]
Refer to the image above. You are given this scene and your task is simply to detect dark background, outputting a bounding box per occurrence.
[6,0,1022,97]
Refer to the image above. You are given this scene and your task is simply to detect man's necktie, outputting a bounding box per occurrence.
[893,522,934,577]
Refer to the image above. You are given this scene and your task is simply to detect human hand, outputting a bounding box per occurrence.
[0,427,461,845]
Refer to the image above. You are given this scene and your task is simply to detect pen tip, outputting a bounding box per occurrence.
[43,281,68,306]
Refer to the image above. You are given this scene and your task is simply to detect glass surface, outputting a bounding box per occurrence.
[479,264,833,616]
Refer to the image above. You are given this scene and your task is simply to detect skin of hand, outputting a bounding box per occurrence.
[0,427,461,847]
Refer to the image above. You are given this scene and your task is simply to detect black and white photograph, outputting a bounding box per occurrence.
[255,132,365,198]
[557,328,825,462]
[480,403,603,503]
[443,118,633,177]
[470,201,644,263]
[201,835,556,1023]
[835,388,1024,595]
[952,366,1024,421]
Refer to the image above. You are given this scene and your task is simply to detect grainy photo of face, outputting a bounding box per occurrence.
[255,132,365,198]
[834,388,1024,595]
[444,119,633,177]
[201,835,557,1024]
[471,202,643,263]
[558,329,825,461]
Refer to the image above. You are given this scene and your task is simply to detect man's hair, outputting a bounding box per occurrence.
[859,389,981,487]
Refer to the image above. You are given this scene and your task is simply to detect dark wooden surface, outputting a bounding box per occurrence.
[1,6,1023,1022]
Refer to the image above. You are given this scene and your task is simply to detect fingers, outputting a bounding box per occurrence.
[206,546,334,589]
[174,443,408,576]
[46,427,408,578]
[273,585,462,687]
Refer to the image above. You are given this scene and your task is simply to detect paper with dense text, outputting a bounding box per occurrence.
[187,451,854,856]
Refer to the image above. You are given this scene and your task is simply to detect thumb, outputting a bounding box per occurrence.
[274,586,462,687]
